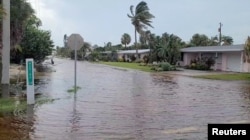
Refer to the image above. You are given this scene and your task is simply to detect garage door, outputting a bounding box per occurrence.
[226,52,241,72]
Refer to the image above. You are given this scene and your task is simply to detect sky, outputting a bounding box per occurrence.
[29,0,250,47]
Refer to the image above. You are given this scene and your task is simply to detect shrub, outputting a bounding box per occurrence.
[143,55,149,64]
[118,58,123,62]
[160,62,172,71]
[135,59,143,63]
[130,55,136,62]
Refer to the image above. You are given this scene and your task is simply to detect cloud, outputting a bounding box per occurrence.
[29,0,250,46]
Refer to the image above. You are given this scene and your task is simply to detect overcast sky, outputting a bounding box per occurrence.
[29,0,250,47]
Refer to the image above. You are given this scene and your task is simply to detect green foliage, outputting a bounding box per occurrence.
[244,36,250,63]
[9,0,35,48]
[156,33,184,64]
[56,47,71,57]
[130,54,136,62]
[88,51,100,61]
[0,98,26,114]
[190,33,210,46]
[159,62,176,71]
[11,25,54,64]
[128,1,155,58]
[194,73,250,81]
[188,34,234,47]
[187,57,215,70]
[121,33,131,48]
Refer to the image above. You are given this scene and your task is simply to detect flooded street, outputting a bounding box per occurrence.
[1,58,250,140]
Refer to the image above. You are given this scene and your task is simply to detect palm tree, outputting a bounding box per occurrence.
[121,33,131,48]
[127,1,154,59]
[79,42,92,60]
[157,33,184,64]
[209,35,234,46]
[221,35,233,45]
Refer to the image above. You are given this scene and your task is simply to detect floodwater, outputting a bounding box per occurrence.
[1,58,250,140]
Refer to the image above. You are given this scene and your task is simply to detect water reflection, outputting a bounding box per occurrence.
[70,93,80,133]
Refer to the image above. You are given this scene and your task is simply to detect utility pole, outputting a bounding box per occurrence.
[218,22,222,46]
[1,0,10,97]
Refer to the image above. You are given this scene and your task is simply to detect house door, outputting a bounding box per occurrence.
[226,52,241,72]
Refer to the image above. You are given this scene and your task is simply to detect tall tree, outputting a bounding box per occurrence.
[15,24,54,64]
[189,33,210,47]
[121,33,131,48]
[209,35,234,46]
[221,35,233,45]
[157,33,184,64]
[9,0,35,49]
[1,0,10,90]
[127,1,154,59]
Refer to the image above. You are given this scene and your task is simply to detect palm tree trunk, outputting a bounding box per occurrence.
[135,27,138,59]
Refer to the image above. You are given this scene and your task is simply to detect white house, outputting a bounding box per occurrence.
[179,44,250,72]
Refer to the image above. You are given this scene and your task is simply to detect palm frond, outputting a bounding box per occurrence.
[129,5,135,17]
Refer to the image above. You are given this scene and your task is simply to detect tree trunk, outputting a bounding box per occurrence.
[1,0,10,98]
[135,27,138,60]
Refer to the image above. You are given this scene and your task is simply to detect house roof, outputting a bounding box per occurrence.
[117,49,150,54]
[180,44,244,52]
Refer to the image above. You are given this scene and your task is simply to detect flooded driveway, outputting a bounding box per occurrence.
[1,58,250,140]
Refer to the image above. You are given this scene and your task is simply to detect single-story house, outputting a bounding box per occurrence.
[179,44,250,72]
[117,49,150,61]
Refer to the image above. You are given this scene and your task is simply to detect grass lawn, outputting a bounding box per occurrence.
[194,73,250,81]
[99,62,153,72]
[0,98,27,113]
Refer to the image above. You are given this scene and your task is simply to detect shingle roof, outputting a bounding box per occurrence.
[180,44,244,52]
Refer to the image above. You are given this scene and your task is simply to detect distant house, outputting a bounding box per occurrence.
[117,49,150,61]
[179,44,250,72]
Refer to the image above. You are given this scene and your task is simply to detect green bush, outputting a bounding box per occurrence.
[160,62,172,71]
[130,55,136,62]
[118,58,123,62]
[135,59,143,63]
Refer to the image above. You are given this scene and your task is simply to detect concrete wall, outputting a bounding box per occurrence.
[242,62,250,72]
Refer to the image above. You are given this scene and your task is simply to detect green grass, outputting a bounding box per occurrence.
[0,98,27,113]
[194,73,250,81]
[99,62,153,72]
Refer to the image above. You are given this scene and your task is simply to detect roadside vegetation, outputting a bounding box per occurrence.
[194,73,250,81]
[0,98,26,114]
